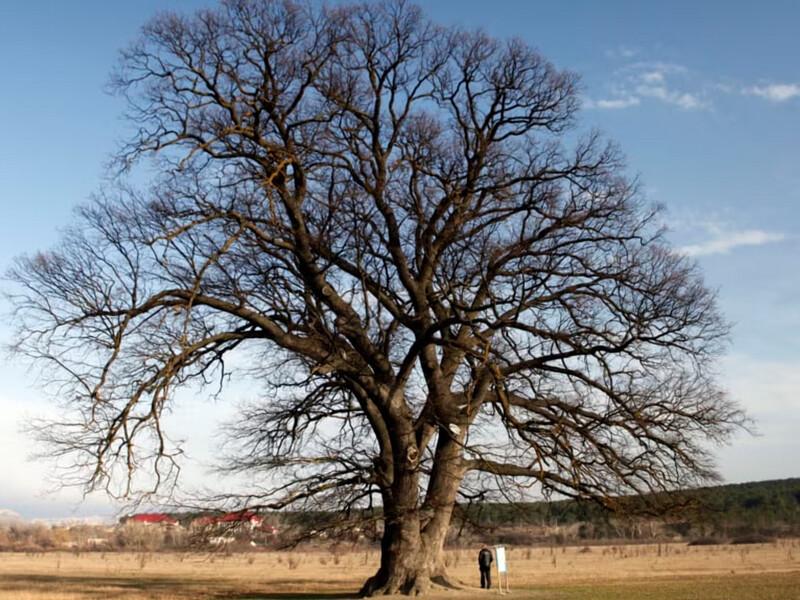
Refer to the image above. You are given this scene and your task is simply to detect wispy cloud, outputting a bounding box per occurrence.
[641,70,665,84]
[635,83,707,109]
[604,45,638,60]
[744,83,800,102]
[587,61,709,111]
[592,48,800,111]
[679,229,786,257]
[584,96,640,110]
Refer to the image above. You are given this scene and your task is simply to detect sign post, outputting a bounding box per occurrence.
[494,545,509,593]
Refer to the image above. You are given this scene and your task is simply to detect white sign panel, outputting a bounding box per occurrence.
[494,545,507,573]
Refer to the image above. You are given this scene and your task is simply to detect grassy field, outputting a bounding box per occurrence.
[0,540,798,599]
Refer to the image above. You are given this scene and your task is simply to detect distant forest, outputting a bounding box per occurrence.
[447,477,800,544]
[270,478,800,547]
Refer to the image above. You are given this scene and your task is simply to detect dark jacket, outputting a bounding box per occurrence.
[478,548,493,568]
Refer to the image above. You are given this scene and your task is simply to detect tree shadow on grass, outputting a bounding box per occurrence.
[0,573,205,597]
[0,574,361,599]
[222,594,356,600]
[215,580,359,599]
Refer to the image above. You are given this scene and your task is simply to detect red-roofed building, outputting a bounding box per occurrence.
[219,511,263,528]
[127,513,179,527]
[190,511,264,531]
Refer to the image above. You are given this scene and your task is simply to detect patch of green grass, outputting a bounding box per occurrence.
[524,572,800,600]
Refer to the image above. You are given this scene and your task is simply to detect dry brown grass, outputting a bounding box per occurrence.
[0,540,798,599]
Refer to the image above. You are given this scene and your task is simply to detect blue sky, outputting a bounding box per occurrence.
[0,1,798,519]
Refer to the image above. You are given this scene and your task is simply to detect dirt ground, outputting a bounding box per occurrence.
[0,540,799,599]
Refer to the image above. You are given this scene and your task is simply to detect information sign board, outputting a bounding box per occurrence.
[495,545,507,573]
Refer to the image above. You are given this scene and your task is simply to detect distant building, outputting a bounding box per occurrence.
[218,510,264,530]
[190,511,280,540]
[125,513,179,527]
[191,510,264,531]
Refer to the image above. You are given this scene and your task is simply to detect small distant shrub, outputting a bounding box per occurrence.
[578,546,591,553]
[731,534,774,545]
[688,537,724,546]
[496,531,539,546]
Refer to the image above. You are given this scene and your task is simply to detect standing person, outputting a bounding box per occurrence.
[478,546,493,589]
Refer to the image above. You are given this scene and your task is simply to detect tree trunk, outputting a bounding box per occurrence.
[360,434,465,596]
[359,511,458,596]
[360,513,429,596]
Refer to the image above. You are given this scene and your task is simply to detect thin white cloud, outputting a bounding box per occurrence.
[604,45,638,60]
[584,96,640,110]
[680,229,786,257]
[745,83,800,102]
[589,61,709,111]
[635,83,707,109]
[674,93,705,110]
[599,54,800,110]
[641,70,665,84]
[625,61,688,75]
[631,64,708,109]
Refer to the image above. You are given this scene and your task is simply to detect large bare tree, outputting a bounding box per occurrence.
[8,0,744,594]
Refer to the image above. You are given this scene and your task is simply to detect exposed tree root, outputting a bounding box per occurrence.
[359,569,461,596]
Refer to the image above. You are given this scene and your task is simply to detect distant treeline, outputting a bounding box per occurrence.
[449,478,800,543]
[250,477,800,545]
[272,478,800,544]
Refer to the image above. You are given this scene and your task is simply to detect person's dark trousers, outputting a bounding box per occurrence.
[480,566,491,589]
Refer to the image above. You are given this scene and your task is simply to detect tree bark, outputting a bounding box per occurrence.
[360,512,428,596]
[359,510,458,597]
[360,434,464,596]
